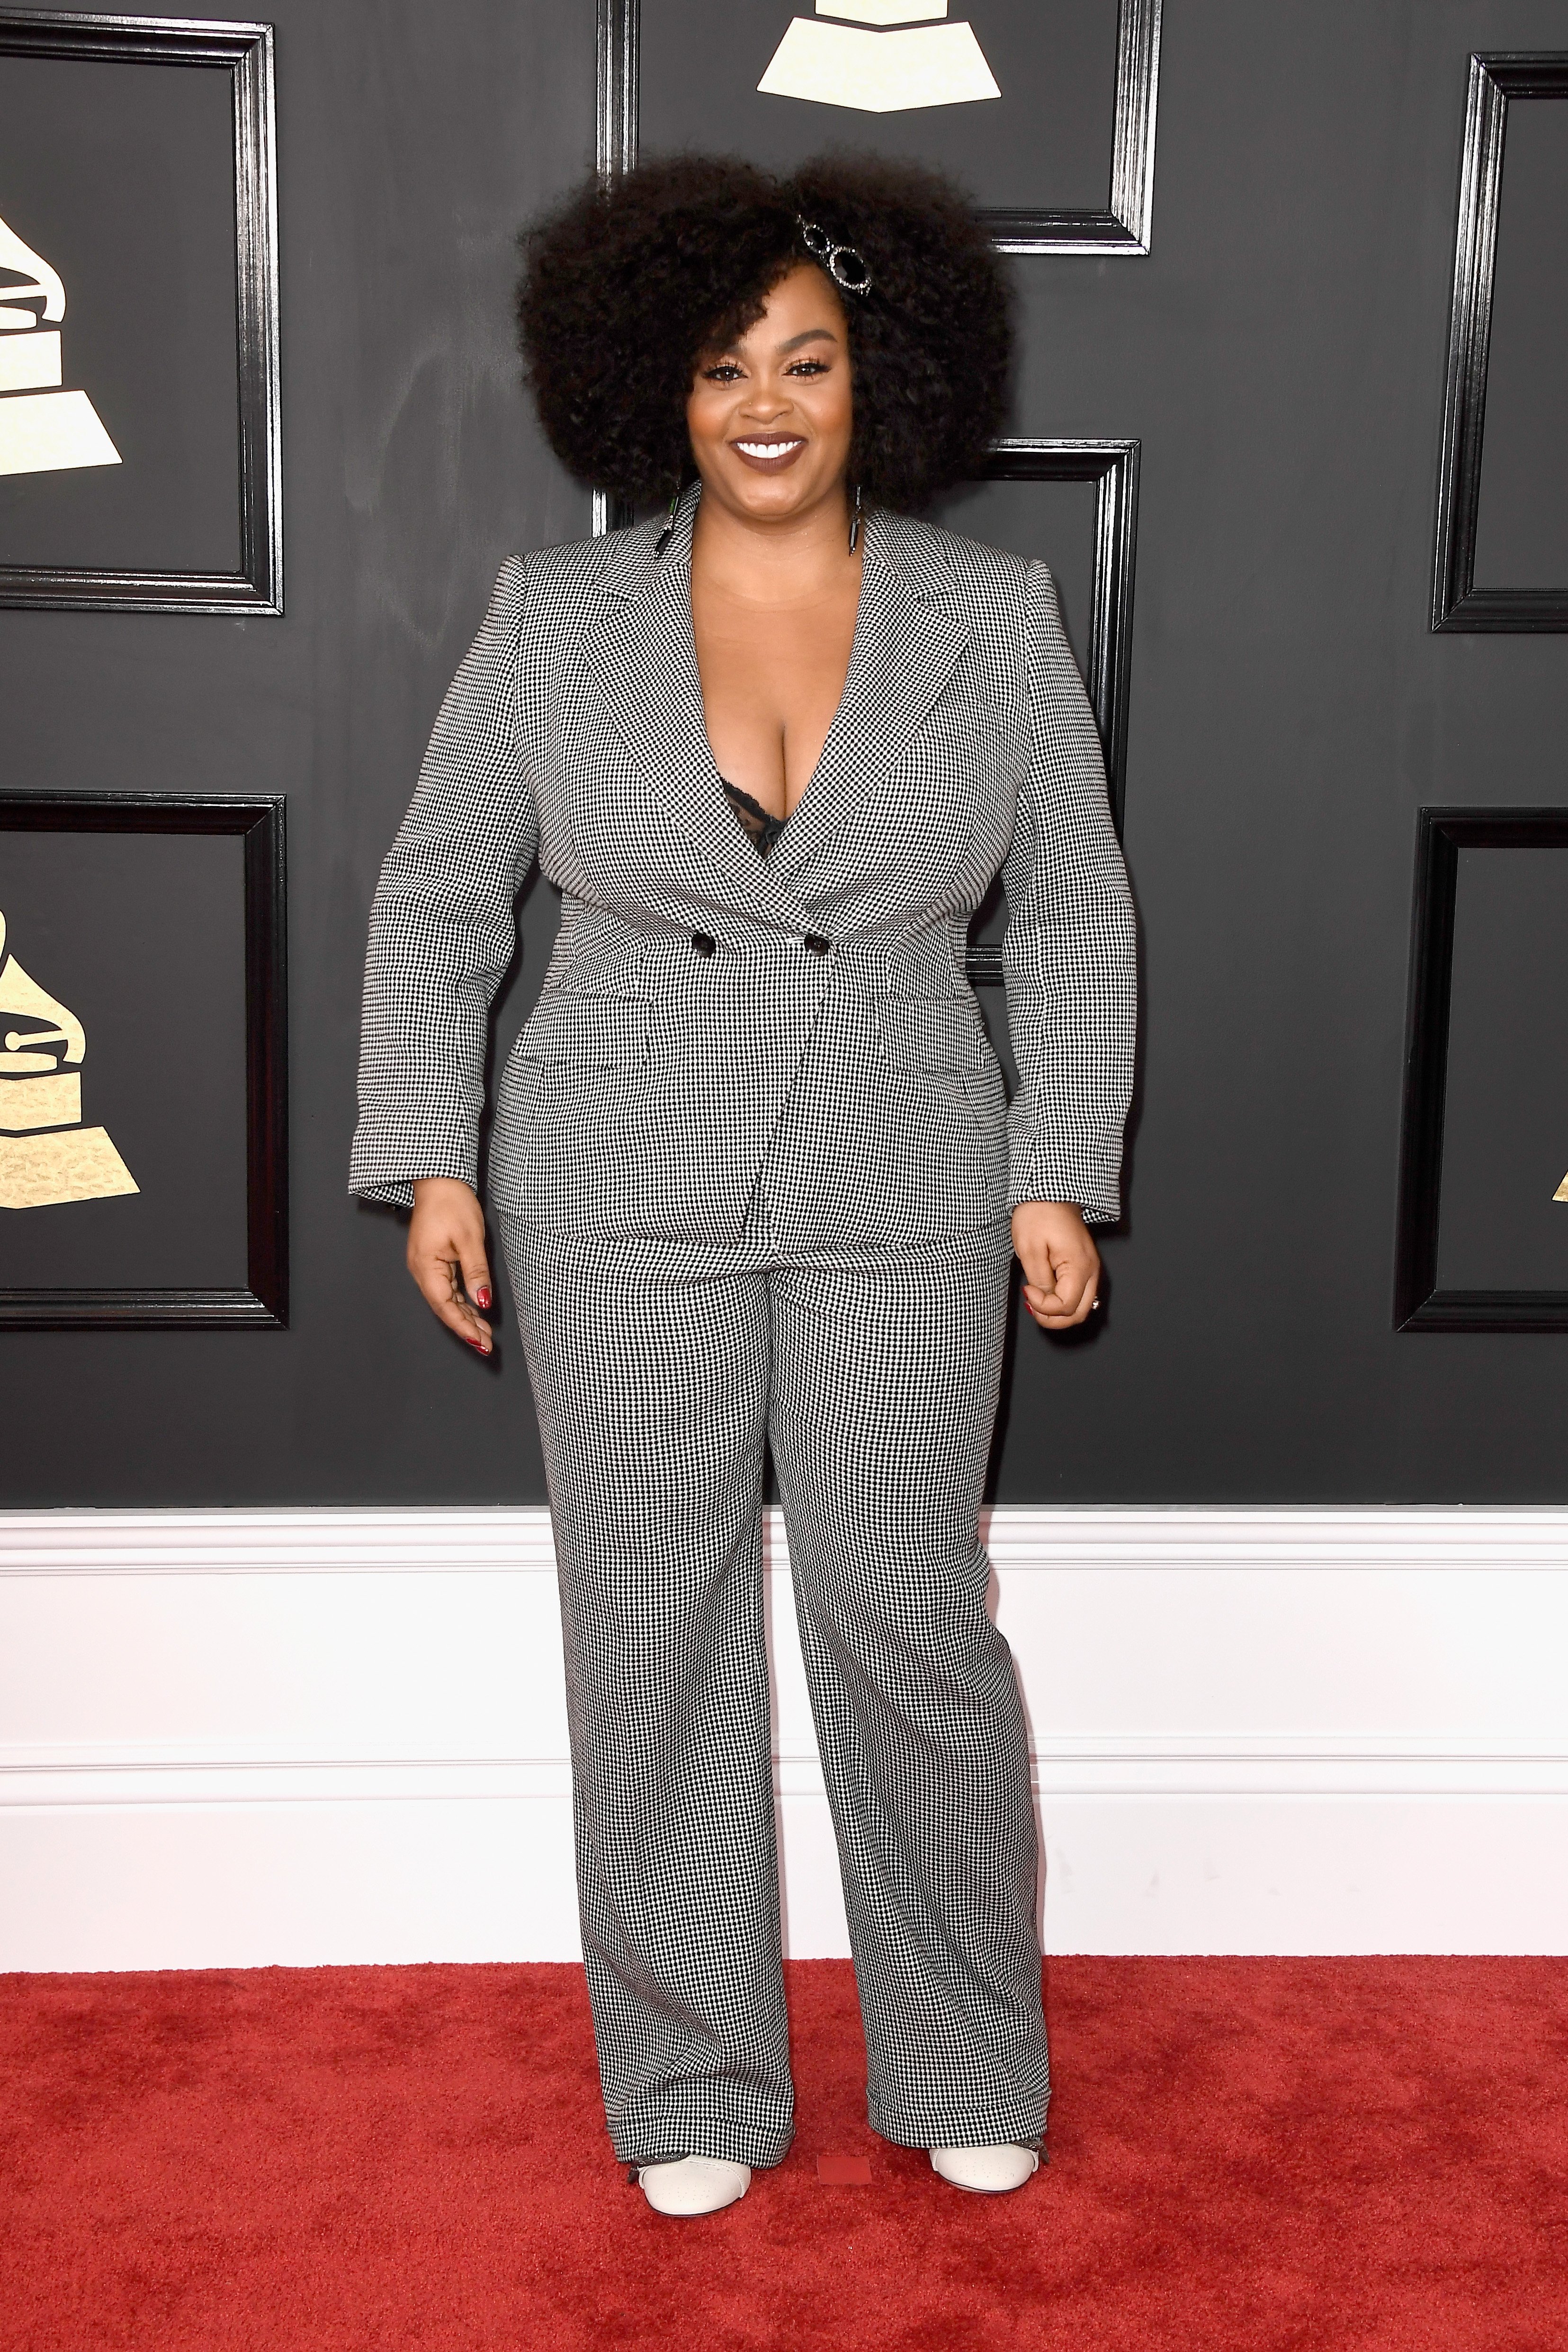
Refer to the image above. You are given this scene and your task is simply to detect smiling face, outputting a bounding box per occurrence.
[684,261,854,527]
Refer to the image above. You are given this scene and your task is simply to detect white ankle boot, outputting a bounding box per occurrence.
[930,2145,1040,2194]
[637,2155,752,2216]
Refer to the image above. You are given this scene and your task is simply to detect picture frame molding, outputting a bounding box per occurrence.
[596,0,1163,256]
[0,791,288,1329]
[981,437,1140,822]
[1431,51,1568,634]
[963,436,1139,983]
[1394,806,1568,1332]
[0,9,282,615]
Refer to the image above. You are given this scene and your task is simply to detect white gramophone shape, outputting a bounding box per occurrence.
[0,210,121,477]
[0,908,137,1210]
[759,0,1000,112]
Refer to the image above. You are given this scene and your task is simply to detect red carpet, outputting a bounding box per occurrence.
[2,1958,1565,2352]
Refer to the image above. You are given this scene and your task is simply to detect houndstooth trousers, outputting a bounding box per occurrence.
[351,497,1135,2168]
[498,1185,1048,2171]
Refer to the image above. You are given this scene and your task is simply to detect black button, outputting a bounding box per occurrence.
[691,931,716,957]
[803,934,831,955]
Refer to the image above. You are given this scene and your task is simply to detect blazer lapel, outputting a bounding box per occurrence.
[578,491,806,909]
[766,509,970,879]
[577,494,970,902]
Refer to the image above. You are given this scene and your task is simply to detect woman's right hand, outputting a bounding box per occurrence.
[408,1178,494,1355]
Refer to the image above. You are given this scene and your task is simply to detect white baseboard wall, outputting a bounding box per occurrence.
[3,1507,1566,1968]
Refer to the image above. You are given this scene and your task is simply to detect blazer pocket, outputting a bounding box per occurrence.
[511,994,649,1067]
[878,995,991,1077]
[545,929,651,1000]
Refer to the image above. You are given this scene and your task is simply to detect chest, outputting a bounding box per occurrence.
[690,578,861,816]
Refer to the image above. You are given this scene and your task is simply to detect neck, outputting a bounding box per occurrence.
[689,479,858,604]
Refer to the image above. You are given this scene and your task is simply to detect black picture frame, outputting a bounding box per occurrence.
[0,10,281,615]
[962,438,1139,984]
[0,792,287,1328]
[597,0,1163,255]
[1394,807,1568,1332]
[982,439,1140,825]
[1431,52,1568,633]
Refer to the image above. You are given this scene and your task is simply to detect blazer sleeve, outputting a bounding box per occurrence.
[349,557,541,1208]
[1001,561,1138,1222]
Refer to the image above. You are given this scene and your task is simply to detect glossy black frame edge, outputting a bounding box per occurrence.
[964,437,1139,985]
[0,792,288,1329]
[1431,53,1568,633]
[597,0,1161,256]
[0,10,282,615]
[1393,807,1568,1332]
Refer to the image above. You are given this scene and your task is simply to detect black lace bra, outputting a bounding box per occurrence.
[722,779,788,857]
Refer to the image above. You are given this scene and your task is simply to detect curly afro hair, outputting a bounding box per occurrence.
[517,153,1012,514]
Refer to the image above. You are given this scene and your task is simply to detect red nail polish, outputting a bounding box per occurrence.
[475,1286,492,1310]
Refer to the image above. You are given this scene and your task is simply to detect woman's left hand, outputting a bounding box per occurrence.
[1011,1201,1101,1331]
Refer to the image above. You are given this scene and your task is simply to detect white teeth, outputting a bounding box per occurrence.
[735,440,803,458]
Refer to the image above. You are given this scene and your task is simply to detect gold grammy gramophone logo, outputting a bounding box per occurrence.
[0,210,121,478]
[0,909,137,1210]
[759,0,1000,113]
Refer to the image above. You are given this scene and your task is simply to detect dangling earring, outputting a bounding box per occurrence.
[848,483,863,555]
[654,484,681,557]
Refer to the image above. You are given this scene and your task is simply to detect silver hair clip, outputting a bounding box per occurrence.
[796,216,873,296]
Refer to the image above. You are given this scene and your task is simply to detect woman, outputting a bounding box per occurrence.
[351,155,1136,2217]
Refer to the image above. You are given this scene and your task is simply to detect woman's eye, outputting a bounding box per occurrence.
[703,364,744,383]
[787,359,828,377]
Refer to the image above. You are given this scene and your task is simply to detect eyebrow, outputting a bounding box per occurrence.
[712,324,840,360]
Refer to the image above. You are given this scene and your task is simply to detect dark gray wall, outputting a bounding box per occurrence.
[3,0,1566,1506]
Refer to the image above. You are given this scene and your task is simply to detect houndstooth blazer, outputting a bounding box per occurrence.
[349,486,1137,1248]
